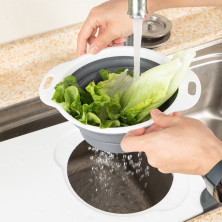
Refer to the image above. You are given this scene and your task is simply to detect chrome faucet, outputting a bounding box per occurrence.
[127,0,148,19]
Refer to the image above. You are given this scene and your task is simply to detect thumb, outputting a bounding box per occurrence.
[121,129,146,153]
[89,28,115,54]
[151,109,174,128]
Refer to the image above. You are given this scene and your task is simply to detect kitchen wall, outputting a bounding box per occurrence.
[0,0,106,45]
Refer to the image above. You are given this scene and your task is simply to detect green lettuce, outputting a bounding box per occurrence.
[51,49,195,128]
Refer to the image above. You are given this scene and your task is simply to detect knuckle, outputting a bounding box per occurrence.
[89,7,98,16]
[97,37,108,47]
[173,115,182,123]
[110,28,118,39]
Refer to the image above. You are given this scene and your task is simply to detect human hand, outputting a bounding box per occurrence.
[77,0,154,56]
[121,109,222,175]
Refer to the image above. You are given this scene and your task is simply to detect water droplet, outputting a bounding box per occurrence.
[122,177,127,181]
[145,171,149,177]
[137,161,142,167]
[129,160,134,165]
[90,156,94,160]
[88,146,92,150]
[127,171,132,176]
[144,183,148,188]
[127,155,132,160]
[136,169,141,174]
[140,175,144,180]
[116,163,121,168]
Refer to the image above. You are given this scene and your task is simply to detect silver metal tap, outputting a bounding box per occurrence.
[127,0,148,19]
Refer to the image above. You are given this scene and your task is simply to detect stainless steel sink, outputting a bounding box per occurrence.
[0,39,221,217]
[181,41,222,140]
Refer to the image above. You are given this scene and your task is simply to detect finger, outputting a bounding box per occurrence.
[151,109,175,128]
[113,37,126,44]
[77,17,97,56]
[89,28,118,54]
[129,128,146,136]
[173,112,180,116]
[111,43,125,47]
[145,123,162,134]
[88,36,96,45]
[108,41,114,47]
[121,131,147,152]
[98,25,106,35]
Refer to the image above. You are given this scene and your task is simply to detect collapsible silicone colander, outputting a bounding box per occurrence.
[39,46,201,153]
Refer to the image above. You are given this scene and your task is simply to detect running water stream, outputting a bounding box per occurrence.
[133,18,143,79]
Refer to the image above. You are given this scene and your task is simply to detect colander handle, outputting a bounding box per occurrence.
[39,61,74,106]
[166,70,201,114]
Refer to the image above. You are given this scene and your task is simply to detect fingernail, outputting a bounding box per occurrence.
[152,109,162,115]
[89,44,99,54]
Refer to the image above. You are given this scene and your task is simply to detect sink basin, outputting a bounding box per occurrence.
[67,140,173,214]
[181,43,222,140]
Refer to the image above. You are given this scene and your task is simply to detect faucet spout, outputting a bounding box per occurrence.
[127,0,148,19]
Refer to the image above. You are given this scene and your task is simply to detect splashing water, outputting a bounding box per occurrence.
[133,18,143,79]
[68,141,173,214]
[68,141,151,214]
[89,146,150,197]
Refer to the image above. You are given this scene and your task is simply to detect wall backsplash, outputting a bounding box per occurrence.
[0,0,105,45]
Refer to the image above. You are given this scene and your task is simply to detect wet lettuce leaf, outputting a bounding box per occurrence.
[51,49,195,128]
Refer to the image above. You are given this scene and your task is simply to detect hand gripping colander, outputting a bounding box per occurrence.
[39,46,201,153]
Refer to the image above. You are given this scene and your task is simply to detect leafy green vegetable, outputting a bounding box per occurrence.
[52,49,195,128]
[64,75,78,88]
[99,68,133,81]
[64,86,79,105]
[99,69,112,81]
[52,84,65,103]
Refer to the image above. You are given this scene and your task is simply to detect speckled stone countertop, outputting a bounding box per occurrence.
[1,6,222,221]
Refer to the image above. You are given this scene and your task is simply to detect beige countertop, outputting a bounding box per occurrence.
[1,6,222,221]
